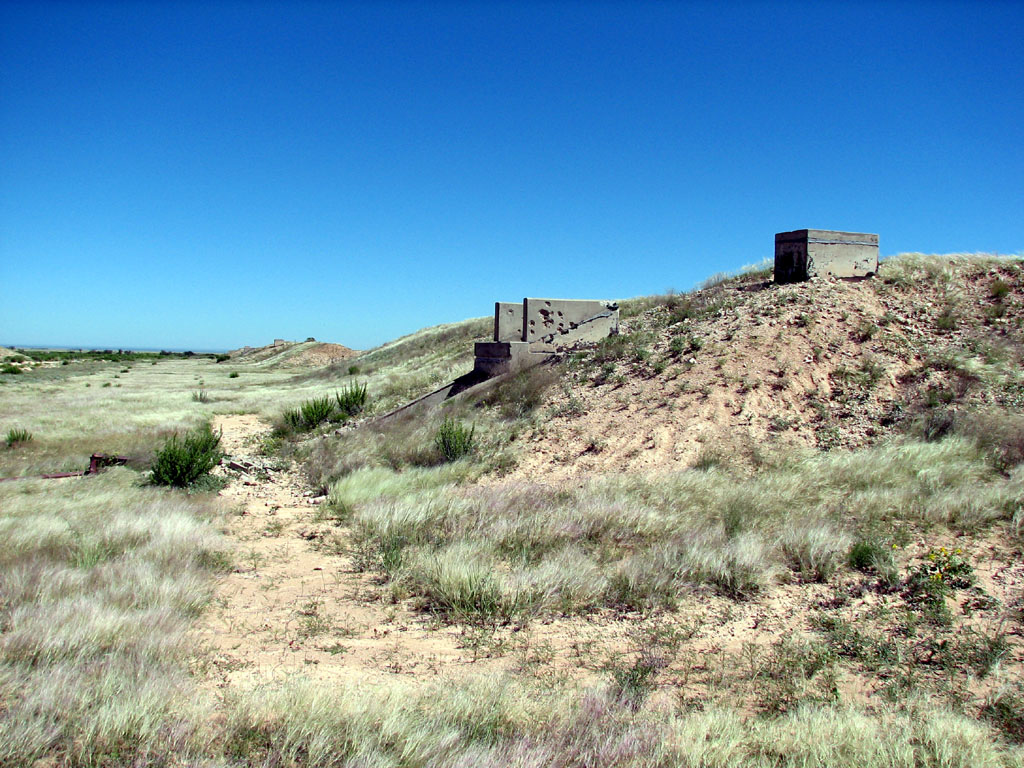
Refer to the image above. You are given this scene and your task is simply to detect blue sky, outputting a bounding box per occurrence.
[2,1,1022,351]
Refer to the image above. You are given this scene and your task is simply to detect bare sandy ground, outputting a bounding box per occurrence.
[194,414,1023,705]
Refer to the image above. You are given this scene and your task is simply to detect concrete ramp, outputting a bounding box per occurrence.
[374,369,491,424]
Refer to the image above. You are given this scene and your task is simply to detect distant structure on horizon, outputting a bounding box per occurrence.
[774,229,879,284]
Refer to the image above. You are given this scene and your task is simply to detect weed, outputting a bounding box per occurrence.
[335,382,368,418]
[229,371,239,378]
[348,365,360,375]
[434,418,476,461]
[192,389,210,403]
[150,423,223,488]
[301,396,336,428]
[907,547,974,606]
[5,427,32,447]
[990,279,1010,300]
[606,631,676,710]
[936,307,958,332]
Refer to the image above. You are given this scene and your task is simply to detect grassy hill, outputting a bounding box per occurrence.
[1,253,1022,766]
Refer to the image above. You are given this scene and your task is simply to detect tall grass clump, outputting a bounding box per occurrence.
[150,423,223,488]
[434,417,475,461]
[5,427,32,447]
[300,395,335,428]
[335,382,368,418]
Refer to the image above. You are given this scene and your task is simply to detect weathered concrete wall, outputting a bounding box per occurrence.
[775,230,878,283]
[494,302,525,342]
[523,298,619,349]
[476,298,620,376]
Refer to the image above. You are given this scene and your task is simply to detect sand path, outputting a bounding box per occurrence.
[195,414,497,688]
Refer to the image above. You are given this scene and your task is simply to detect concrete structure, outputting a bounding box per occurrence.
[774,230,879,284]
[494,302,524,342]
[475,298,619,376]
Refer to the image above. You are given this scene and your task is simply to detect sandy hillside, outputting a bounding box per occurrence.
[509,256,1023,481]
[228,340,357,368]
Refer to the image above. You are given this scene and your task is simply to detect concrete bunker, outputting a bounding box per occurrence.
[775,229,879,284]
[475,298,619,377]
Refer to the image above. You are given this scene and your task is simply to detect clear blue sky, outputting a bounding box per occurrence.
[2,1,1022,351]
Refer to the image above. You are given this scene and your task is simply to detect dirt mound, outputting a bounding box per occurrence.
[228,341,357,368]
[511,254,1023,481]
[280,342,356,368]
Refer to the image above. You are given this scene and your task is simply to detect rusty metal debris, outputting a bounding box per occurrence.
[0,453,130,483]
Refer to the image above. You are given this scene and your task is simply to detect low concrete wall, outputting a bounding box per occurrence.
[775,230,878,283]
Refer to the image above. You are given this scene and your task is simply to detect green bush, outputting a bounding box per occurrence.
[348,365,360,376]
[434,417,475,461]
[300,396,336,428]
[5,427,32,447]
[1,363,22,374]
[215,353,231,363]
[150,423,223,487]
[228,371,239,378]
[283,408,304,431]
[335,382,368,418]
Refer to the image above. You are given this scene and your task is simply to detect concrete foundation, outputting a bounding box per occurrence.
[775,230,879,284]
[473,341,541,377]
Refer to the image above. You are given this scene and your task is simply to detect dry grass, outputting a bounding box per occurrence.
[337,437,1022,619]
[2,254,1023,765]
[0,469,228,765]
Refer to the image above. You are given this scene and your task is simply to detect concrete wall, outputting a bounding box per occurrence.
[523,298,619,349]
[494,302,525,342]
[476,298,620,376]
[775,230,878,283]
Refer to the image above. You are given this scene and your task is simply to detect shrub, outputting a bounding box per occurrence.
[215,353,230,363]
[283,408,304,431]
[300,396,336,428]
[954,409,1024,471]
[1,363,22,374]
[935,307,958,331]
[192,389,210,403]
[150,423,223,487]
[348,365,360,376]
[5,427,32,447]
[335,382,368,418]
[990,279,1010,300]
[434,417,475,461]
[229,371,239,378]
